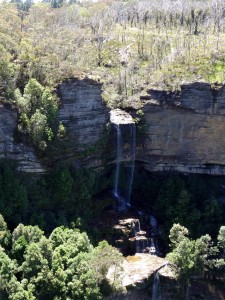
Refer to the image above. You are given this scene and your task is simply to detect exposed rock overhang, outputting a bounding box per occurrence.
[110,109,134,125]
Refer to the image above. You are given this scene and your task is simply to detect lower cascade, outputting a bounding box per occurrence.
[152,271,161,300]
[113,214,160,255]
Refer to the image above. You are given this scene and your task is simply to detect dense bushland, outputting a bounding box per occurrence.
[133,169,225,242]
[1,0,225,149]
[0,214,123,299]
[0,161,110,234]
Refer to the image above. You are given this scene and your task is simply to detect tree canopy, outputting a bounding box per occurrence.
[0,214,123,300]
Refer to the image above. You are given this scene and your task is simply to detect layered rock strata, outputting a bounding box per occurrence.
[137,82,225,175]
[0,105,44,173]
[56,77,109,169]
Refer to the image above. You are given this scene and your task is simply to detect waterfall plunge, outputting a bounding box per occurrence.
[152,271,161,300]
[127,123,136,207]
[113,124,122,199]
[113,122,136,211]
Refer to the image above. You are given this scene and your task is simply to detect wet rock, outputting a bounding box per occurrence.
[106,254,176,300]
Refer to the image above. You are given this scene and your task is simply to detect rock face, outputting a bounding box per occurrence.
[137,82,225,175]
[121,254,172,288]
[106,254,176,300]
[56,77,109,169]
[0,105,44,173]
[58,78,108,149]
[110,109,134,125]
[3,79,225,176]
[0,78,109,172]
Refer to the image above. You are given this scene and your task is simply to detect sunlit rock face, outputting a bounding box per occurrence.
[58,78,109,149]
[106,254,176,300]
[137,82,225,175]
[0,78,109,172]
[55,77,109,169]
[0,105,44,173]
[110,109,134,125]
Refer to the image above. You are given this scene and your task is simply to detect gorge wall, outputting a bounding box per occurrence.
[2,79,225,176]
[0,78,109,172]
[0,104,44,173]
[136,82,225,175]
[56,77,109,169]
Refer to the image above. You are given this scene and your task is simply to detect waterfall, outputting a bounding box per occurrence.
[127,123,136,207]
[135,219,141,233]
[135,236,147,253]
[150,238,155,248]
[136,238,141,253]
[150,215,157,228]
[113,124,122,198]
[113,122,136,210]
[113,124,126,210]
[152,271,161,300]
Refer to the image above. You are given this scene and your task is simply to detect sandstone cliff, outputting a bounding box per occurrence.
[136,82,225,175]
[2,79,225,176]
[0,78,109,172]
[56,77,109,169]
[0,104,44,173]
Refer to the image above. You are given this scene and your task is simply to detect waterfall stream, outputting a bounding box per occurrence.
[152,271,161,300]
[113,124,122,199]
[127,123,136,207]
[113,123,136,210]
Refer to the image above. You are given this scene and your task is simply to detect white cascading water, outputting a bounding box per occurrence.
[113,124,122,198]
[150,238,155,248]
[152,271,161,300]
[113,124,126,210]
[113,123,136,210]
[127,123,136,207]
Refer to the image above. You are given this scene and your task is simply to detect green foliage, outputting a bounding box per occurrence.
[14,79,58,151]
[51,169,73,210]
[0,214,11,250]
[133,172,224,243]
[167,224,225,296]
[57,122,67,139]
[0,219,122,300]
[89,240,123,294]
[218,226,225,257]
[0,60,15,102]
[169,223,189,250]
[12,224,44,263]
[0,164,28,228]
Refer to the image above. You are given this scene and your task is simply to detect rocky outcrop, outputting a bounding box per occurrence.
[0,105,44,173]
[110,109,134,125]
[113,218,149,255]
[3,78,225,176]
[137,82,225,175]
[58,78,108,148]
[121,254,173,288]
[0,78,109,173]
[107,253,225,300]
[56,77,109,169]
[106,254,176,300]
